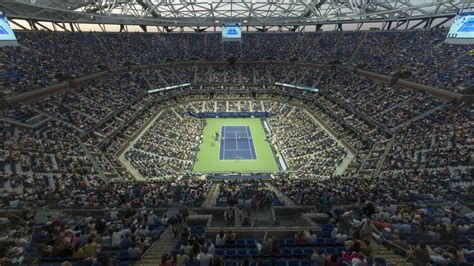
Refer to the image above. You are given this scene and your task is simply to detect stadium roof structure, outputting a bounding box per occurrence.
[0,0,470,30]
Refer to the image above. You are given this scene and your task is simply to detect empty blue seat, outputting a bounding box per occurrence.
[303,248,314,255]
[282,248,292,257]
[95,252,106,258]
[323,224,334,231]
[374,257,387,266]
[249,249,259,256]
[215,249,225,256]
[466,255,474,263]
[265,261,274,266]
[170,250,178,258]
[300,259,311,266]
[237,249,247,257]
[225,261,237,266]
[116,251,128,261]
[278,239,285,246]
[225,249,237,257]
[325,238,335,244]
[285,239,296,246]
[292,248,303,256]
[236,239,246,246]
[246,239,257,245]
[276,260,287,266]
[288,260,299,266]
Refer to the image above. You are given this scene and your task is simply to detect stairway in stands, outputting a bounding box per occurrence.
[138,227,176,265]
[202,183,220,207]
[374,244,413,266]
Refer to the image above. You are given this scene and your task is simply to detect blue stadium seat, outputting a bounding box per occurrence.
[323,224,334,231]
[236,239,246,246]
[282,248,292,257]
[116,251,129,261]
[325,238,335,245]
[292,247,303,257]
[249,249,259,257]
[276,260,287,266]
[225,249,237,257]
[288,260,299,266]
[262,260,273,266]
[237,249,247,257]
[246,239,257,246]
[303,248,314,255]
[216,249,225,256]
[224,261,237,266]
[374,257,387,266]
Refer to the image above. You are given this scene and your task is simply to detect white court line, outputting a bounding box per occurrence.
[235,132,239,150]
[245,126,255,160]
[221,126,226,160]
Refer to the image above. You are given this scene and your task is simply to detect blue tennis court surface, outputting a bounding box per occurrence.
[219,126,257,160]
[459,19,474,32]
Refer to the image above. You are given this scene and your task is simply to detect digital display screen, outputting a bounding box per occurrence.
[222,24,241,41]
[0,11,17,42]
[446,10,474,45]
[0,10,17,47]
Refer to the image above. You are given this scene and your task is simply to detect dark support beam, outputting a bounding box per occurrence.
[409,19,426,29]
[140,25,147,32]
[69,22,75,32]
[35,22,53,31]
[120,24,125,32]
[29,20,39,31]
[53,22,69,31]
[316,24,322,31]
[9,19,29,30]
[393,20,407,30]
[136,0,160,18]
[337,23,342,31]
[424,17,433,29]
[193,27,206,32]
[431,16,454,28]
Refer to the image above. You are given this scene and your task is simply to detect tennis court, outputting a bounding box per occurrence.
[458,19,474,32]
[219,126,257,160]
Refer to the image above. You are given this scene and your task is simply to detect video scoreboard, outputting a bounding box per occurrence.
[0,10,18,47]
[446,9,474,45]
[222,23,241,42]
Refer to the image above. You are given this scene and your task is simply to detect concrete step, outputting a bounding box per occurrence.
[386,258,408,262]
[386,261,413,266]
[140,255,164,259]
[146,251,168,255]
[135,261,162,265]
[377,251,396,255]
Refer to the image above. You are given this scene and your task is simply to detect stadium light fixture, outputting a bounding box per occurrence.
[147,83,191,94]
[275,82,319,93]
